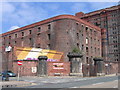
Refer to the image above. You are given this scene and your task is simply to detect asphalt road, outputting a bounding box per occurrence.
[80,80,118,88]
[17,75,118,88]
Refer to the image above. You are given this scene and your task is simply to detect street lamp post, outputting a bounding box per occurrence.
[5,46,12,81]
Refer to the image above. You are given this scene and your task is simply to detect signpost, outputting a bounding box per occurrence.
[18,61,22,66]
[17,61,22,81]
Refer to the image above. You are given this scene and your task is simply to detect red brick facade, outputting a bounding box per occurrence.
[75,5,120,62]
[1,15,102,74]
[75,5,120,74]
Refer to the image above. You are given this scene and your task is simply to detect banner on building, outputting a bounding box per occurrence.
[15,47,63,62]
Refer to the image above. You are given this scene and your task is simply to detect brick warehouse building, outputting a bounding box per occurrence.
[75,5,120,64]
[0,14,106,76]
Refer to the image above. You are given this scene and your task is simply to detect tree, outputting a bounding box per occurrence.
[72,47,82,54]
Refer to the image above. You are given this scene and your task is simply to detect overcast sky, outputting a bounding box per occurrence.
[1,2,118,33]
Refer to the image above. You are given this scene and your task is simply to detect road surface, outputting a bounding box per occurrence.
[14,75,119,88]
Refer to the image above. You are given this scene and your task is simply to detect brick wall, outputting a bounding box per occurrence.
[47,62,70,76]
[13,61,70,76]
[13,61,38,76]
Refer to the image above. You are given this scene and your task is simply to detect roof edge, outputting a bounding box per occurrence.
[78,5,120,18]
[2,14,101,36]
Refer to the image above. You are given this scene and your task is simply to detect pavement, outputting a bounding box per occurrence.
[0,81,36,88]
[0,74,118,88]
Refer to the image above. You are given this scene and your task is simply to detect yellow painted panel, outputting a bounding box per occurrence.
[38,49,49,56]
[17,48,32,60]
[15,47,64,61]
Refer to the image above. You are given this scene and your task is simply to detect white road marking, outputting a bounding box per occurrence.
[113,86,118,88]
[74,78,94,81]
[42,81,48,83]
[71,86,78,88]
[92,82,104,85]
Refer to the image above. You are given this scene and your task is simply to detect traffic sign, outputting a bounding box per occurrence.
[5,46,12,52]
[18,61,22,66]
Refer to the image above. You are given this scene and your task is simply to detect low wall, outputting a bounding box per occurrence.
[47,62,70,76]
[13,61,70,76]
[13,60,38,76]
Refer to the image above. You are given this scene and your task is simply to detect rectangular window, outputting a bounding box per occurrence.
[76,22,79,25]
[15,34,17,38]
[22,32,24,36]
[37,44,41,48]
[82,24,84,30]
[48,44,50,49]
[94,31,97,36]
[21,37,24,40]
[77,43,79,48]
[91,47,92,53]
[86,27,88,30]
[94,39,96,45]
[98,48,100,55]
[86,47,89,55]
[29,38,31,43]
[9,36,11,39]
[95,47,96,53]
[86,57,89,64]
[3,37,5,41]
[14,41,17,45]
[90,29,92,35]
[91,37,92,43]
[86,37,88,44]
[77,33,79,39]
[48,34,51,40]
[29,30,32,34]
[38,27,41,32]
[48,24,51,30]
[82,45,84,50]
